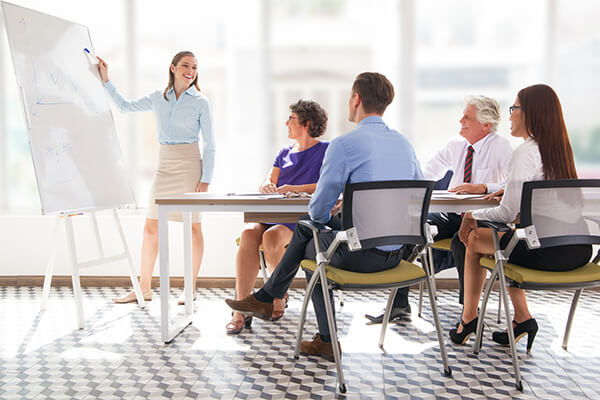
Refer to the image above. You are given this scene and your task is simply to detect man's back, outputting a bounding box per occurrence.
[309,116,423,223]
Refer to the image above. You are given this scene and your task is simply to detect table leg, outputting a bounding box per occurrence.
[160,206,194,343]
[183,211,193,316]
[159,206,170,342]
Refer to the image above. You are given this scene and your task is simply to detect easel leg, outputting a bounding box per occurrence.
[64,216,84,329]
[112,209,146,308]
[89,211,104,258]
[40,216,61,311]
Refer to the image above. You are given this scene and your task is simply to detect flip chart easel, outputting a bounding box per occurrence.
[1,2,143,328]
[40,209,146,329]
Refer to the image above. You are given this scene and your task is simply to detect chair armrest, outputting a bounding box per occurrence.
[299,219,337,265]
[476,220,512,232]
[515,225,540,249]
[299,219,361,265]
[425,222,438,243]
[299,219,332,234]
[593,248,600,264]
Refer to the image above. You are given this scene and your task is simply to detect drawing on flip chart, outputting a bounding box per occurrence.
[17,13,102,116]
[43,128,76,184]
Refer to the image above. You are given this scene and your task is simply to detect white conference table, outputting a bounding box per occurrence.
[156,192,497,343]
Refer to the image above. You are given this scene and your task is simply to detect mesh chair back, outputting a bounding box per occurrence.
[520,179,600,247]
[341,180,435,249]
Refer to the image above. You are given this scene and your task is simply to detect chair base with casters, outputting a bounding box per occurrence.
[470,179,600,391]
[417,238,503,323]
[291,180,452,393]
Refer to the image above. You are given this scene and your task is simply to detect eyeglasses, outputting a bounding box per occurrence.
[509,105,521,115]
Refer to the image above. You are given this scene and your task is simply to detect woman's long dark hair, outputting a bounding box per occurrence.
[163,51,200,101]
[517,84,578,179]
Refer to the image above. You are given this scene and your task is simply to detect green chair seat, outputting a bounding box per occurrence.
[432,238,452,251]
[300,259,425,287]
[480,256,600,285]
[235,236,267,283]
[235,236,264,252]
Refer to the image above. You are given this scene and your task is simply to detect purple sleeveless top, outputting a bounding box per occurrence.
[268,141,329,230]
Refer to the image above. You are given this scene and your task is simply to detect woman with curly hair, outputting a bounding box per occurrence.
[227,99,329,334]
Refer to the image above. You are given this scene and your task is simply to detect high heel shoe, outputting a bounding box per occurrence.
[225,313,253,335]
[492,318,538,353]
[449,317,479,345]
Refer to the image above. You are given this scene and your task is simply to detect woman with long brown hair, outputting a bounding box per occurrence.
[449,84,592,351]
[96,51,215,304]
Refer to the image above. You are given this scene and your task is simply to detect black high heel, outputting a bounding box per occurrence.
[492,318,538,353]
[449,316,479,345]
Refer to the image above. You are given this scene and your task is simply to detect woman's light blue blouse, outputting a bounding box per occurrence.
[104,81,216,183]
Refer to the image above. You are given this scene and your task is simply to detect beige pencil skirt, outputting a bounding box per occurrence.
[146,143,202,222]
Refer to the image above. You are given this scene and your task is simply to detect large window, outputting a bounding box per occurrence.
[1,0,599,213]
[555,1,600,177]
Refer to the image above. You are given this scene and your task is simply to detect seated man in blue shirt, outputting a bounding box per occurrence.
[226,72,423,361]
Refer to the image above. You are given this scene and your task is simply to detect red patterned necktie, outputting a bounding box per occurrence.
[463,146,474,183]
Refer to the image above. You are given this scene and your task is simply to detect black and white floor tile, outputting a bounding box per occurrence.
[1,286,600,399]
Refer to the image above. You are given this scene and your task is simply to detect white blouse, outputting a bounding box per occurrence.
[471,137,543,223]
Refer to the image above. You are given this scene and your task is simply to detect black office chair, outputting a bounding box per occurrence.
[418,169,453,316]
[418,170,503,324]
[472,179,600,390]
[294,180,452,393]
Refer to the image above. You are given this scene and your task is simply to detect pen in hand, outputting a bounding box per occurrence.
[83,48,97,63]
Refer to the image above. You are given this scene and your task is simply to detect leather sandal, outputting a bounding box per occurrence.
[225,314,253,335]
[271,293,289,321]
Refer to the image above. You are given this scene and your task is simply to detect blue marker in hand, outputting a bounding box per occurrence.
[84,48,97,63]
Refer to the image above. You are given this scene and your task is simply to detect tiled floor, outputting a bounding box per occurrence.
[1,286,600,399]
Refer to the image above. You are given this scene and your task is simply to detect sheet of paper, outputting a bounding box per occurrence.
[182,192,285,199]
[228,193,285,198]
[226,192,278,196]
[432,190,487,200]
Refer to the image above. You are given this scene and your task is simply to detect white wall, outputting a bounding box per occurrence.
[0,210,458,279]
[0,211,243,277]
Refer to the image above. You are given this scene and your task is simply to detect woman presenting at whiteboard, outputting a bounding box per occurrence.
[96,51,215,304]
